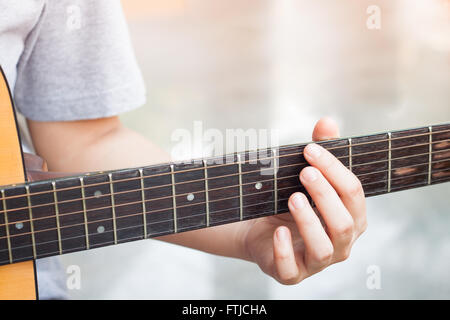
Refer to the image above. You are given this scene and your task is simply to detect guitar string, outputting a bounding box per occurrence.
[0,174,448,262]
[0,137,448,213]
[2,190,298,249]
[0,130,448,202]
[5,137,450,204]
[0,207,296,262]
[0,165,448,245]
[1,143,448,217]
[0,152,449,228]
[2,132,448,201]
[0,150,449,227]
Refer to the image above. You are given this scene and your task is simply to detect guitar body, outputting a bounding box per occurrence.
[0,67,37,300]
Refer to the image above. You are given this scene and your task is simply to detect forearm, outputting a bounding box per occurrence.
[27,117,251,260]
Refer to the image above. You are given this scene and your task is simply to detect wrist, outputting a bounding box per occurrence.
[234,220,256,262]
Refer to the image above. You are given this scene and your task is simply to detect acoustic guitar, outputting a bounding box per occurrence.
[0,66,448,299]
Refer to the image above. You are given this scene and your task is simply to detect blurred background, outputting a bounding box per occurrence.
[48,0,449,299]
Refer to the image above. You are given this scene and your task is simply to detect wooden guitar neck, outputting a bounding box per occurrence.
[0,123,448,266]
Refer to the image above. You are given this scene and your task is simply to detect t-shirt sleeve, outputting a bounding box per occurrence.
[13,0,146,121]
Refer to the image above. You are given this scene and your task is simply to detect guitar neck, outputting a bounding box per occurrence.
[0,123,449,265]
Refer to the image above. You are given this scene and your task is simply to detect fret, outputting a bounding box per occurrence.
[391,153,429,168]
[55,177,87,254]
[237,154,243,221]
[431,123,450,142]
[109,169,144,244]
[387,132,392,192]
[2,186,33,262]
[351,133,388,174]
[83,174,115,249]
[314,139,350,205]
[431,161,450,183]
[318,139,350,167]
[277,145,308,179]
[276,139,350,208]
[349,133,389,196]
[203,160,210,227]
[79,178,90,250]
[389,128,430,192]
[277,144,308,213]
[241,149,275,220]
[142,164,174,237]
[27,180,61,259]
[431,123,450,184]
[170,164,178,233]
[428,126,432,185]
[204,155,240,226]
[25,186,36,259]
[108,174,118,244]
[139,169,147,238]
[172,161,207,232]
[0,190,12,264]
[348,138,353,172]
[278,140,351,210]
[51,182,63,255]
[390,129,429,154]
[272,148,278,215]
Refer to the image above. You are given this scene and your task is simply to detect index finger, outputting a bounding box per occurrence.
[302,143,367,232]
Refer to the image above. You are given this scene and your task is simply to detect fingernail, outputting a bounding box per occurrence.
[301,167,318,182]
[291,193,305,209]
[276,227,288,242]
[306,144,322,159]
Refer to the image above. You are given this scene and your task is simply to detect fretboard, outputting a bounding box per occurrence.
[0,123,448,265]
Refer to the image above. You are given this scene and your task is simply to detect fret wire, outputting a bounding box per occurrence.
[1,190,13,263]
[108,174,118,245]
[387,132,392,193]
[51,182,63,255]
[0,135,449,205]
[203,160,210,227]
[25,186,37,259]
[0,166,449,249]
[79,178,90,250]
[237,154,243,221]
[428,126,432,185]
[272,148,278,215]
[139,169,147,239]
[1,156,449,230]
[170,165,178,233]
[348,138,353,172]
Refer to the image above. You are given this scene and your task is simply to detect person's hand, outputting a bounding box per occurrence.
[241,117,367,284]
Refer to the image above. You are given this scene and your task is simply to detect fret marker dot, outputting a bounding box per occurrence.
[255,182,263,190]
[97,226,105,234]
[15,223,23,230]
[187,193,195,201]
[94,190,102,198]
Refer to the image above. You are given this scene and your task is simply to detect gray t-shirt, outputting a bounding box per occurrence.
[0,0,146,299]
